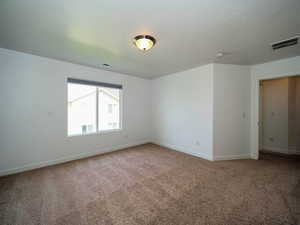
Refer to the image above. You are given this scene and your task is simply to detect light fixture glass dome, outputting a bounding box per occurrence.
[133,35,156,51]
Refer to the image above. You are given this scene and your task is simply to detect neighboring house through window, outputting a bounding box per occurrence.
[68,78,122,136]
[108,104,113,114]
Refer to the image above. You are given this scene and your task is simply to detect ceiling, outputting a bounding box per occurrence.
[0,0,299,79]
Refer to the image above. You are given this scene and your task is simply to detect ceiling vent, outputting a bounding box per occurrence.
[271,36,299,50]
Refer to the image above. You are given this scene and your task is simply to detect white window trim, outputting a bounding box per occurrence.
[68,128,123,137]
[67,79,123,137]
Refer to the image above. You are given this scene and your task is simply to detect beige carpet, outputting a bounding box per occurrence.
[0,144,299,225]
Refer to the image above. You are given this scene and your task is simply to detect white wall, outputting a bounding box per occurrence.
[213,64,251,160]
[260,78,289,153]
[250,56,300,159]
[151,64,251,161]
[2,47,300,175]
[0,48,151,176]
[151,65,214,160]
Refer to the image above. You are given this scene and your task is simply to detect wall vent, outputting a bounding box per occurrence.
[271,36,299,50]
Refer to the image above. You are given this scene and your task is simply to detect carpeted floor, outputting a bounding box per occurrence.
[0,144,299,225]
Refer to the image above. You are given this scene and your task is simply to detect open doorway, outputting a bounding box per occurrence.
[259,75,300,158]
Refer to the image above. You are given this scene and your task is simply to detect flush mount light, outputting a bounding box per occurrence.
[216,52,224,58]
[133,35,156,51]
[216,52,231,58]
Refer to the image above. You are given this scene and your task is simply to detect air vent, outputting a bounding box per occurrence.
[271,36,298,50]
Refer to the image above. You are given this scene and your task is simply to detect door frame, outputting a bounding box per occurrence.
[250,72,299,159]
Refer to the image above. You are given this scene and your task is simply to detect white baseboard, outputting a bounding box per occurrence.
[262,145,288,154]
[214,154,251,161]
[262,145,300,155]
[251,153,259,160]
[287,146,300,155]
[0,140,150,177]
[152,141,252,161]
[151,140,213,161]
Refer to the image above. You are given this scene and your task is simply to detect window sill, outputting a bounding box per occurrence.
[68,128,123,137]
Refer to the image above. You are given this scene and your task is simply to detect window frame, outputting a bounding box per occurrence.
[67,78,123,137]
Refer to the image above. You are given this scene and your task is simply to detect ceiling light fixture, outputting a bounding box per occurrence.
[216,52,224,58]
[216,52,232,58]
[133,35,156,51]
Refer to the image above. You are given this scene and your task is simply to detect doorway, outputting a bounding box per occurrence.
[258,75,300,158]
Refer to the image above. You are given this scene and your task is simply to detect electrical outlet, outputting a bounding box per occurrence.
[269,137,274,142]
[196,141,200,146]
[124,135,129,139]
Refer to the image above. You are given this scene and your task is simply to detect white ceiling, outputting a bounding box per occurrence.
[0,0,299,79]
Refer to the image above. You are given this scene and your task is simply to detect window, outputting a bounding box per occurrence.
[108,104,113,114]
[68,78,122,136]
